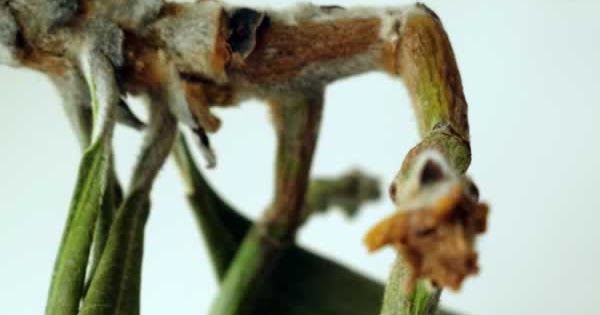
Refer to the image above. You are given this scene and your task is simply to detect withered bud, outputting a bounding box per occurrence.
[365,151,488,291]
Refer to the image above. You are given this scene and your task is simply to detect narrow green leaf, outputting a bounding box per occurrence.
[256,244,384,315]
[78,192,150,315]
[45,138,111,315]
[173,135,240,278]
[46,50,119,315]
[84,165,123,297]
[78,90,177,315]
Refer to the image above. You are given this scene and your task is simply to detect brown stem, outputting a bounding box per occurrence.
[264,91,324,239]
[372,5,487,315]
[208,91,324,315]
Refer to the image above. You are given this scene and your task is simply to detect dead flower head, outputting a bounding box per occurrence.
[365,150,488,291]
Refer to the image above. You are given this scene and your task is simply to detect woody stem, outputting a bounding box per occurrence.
[207,92,324,315]
[380,5,472,315]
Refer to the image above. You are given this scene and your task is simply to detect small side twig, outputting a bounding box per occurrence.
[304,169,380,220]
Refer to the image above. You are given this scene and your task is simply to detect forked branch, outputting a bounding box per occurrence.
[0,1,487,315]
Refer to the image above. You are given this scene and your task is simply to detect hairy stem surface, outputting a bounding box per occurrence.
[379,6,475,315]
[208,92,324,315]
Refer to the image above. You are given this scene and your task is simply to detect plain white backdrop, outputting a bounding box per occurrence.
[1,0,600,314]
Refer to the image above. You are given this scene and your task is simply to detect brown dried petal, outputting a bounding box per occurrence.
[365,183,488,291]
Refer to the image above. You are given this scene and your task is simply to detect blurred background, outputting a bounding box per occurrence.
[1,0,599,314]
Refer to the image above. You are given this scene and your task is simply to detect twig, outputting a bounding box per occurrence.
[0,2,487,314]
[304,169,381,220]
[365,6,488,315]
[208,92,324,315]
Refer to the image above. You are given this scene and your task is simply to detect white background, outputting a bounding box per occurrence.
[1,0,599,314]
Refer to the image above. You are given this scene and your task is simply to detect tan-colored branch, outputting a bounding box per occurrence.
[392,5,470,141]
[0,2,487,315]
[208,91,324,315]
[364,6,488,315]
[264,92,325,239]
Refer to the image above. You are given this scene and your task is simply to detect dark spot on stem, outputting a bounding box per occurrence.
[193,127,211,148]
[227,8,265,59]
[180,72,216,84]
[320,5,345,13]
[420,159,445,185]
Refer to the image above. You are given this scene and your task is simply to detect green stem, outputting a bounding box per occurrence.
[380,5,473,315]
[263,93,324,239]
[208,227,283,315]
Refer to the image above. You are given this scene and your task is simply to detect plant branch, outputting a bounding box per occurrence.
[207,92,324,315]
[0,2,486,315]
[368,6,488,315]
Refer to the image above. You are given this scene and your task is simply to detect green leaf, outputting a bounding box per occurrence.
[46,51,118,315]
[174,137,463,315]
[84,165,123,297]
[78,91,177,315]
[45,138,111,315]
[256,244,384,315]
[78,192,150,315]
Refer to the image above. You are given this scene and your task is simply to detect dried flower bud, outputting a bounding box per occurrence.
[365,150,488,291]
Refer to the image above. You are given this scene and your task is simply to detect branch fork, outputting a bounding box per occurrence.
[0,1,489,315]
